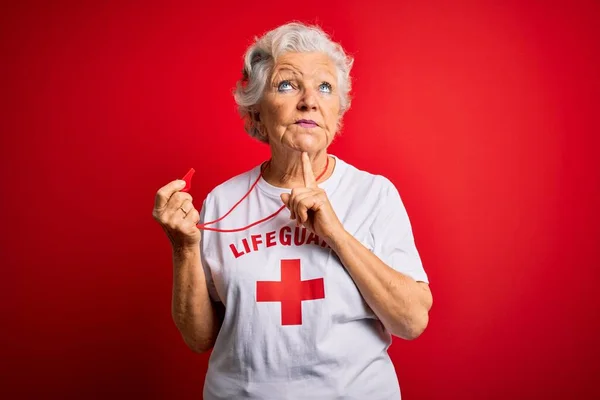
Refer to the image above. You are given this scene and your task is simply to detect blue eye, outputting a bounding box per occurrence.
[278,80,293,92]
[319,82,332,93]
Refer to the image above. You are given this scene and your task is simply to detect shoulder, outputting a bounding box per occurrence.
[335,157,408,225]
[335,156,397,197]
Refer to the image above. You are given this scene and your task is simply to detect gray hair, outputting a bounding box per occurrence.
[233,22,354,143]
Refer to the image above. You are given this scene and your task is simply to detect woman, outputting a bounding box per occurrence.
[153,22,433,400]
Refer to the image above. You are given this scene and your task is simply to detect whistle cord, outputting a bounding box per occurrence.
[181,157,330,233]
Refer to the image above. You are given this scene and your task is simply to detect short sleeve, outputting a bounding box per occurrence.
[370,178,429,284]
[199,196,222,303]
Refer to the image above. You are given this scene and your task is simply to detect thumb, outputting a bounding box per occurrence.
[280,193,290,206]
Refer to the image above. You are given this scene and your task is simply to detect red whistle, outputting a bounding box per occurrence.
[181,168,195,192]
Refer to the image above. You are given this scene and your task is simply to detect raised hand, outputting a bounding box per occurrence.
[153,177,201,250]
[280,152,345,243]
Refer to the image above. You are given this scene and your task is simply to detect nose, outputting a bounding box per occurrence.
[297,87,318,111]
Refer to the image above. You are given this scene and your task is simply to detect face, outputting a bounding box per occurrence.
[257,52,341,153]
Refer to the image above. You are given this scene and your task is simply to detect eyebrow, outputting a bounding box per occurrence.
[273,67,300,77]
[273,67,336,82]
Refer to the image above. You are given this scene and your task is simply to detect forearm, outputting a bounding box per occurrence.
[329,231,432,340]
[171,245,220,353]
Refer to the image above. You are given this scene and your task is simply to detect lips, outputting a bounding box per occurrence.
[295,119,318,128]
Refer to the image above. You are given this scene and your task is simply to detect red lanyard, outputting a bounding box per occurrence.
[180,157,330,233]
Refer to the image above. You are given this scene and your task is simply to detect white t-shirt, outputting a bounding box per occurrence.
[199,154,429,400]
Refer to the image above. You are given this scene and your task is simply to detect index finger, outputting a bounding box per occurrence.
[302,152,317,188]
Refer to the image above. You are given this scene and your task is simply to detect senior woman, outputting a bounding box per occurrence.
[153,22,432,399]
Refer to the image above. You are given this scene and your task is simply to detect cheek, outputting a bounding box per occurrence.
[322,99,341,127]
[266,101,289,124]
[261,102,281,126]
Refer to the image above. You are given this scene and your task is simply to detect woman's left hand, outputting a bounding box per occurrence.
[280,152,346,243]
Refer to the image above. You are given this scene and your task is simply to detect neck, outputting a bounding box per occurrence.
[262,149,331,189]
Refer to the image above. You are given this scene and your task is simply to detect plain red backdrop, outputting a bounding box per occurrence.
[1,0,599,398]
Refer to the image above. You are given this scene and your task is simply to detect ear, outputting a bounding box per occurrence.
[249,109,263,137]
[249,104,261,121]
[257,124,268,141]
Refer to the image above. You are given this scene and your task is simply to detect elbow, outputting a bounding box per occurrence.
[172,314,215,354]
[177,324,215,354]
[404,313,430,340]
[401,283,433,340]
[391,309,430,340]
[182,335,214,354]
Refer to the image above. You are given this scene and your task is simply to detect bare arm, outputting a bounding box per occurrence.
[153,177,223,354]
[330,232,432,340]
[171,244,224,353]
[282,154,432,340]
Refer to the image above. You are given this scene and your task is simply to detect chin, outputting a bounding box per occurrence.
[294,137,323,152]
[280,127,326,151]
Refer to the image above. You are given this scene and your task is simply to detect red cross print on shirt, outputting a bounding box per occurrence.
[256,259,325,325]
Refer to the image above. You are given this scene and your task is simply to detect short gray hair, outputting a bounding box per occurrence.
[233,22,355,143]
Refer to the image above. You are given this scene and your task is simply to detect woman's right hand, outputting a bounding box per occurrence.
[153,179,201,250]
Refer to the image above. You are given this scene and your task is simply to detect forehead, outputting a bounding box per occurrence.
[272,52,337,79]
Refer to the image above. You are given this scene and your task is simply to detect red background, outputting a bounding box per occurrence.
[1,1,599,398]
